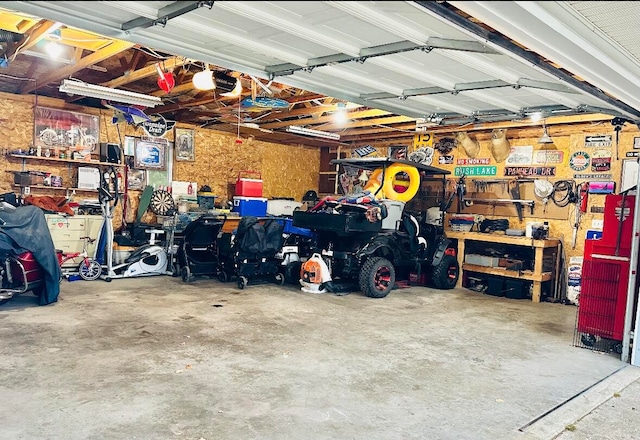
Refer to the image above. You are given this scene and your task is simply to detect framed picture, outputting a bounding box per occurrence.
[634,137,640,149]
[388,145,407,160]
[134,138,166,170]
[127,168,146,190]
[175,127,195,161]
[33,106,100,156]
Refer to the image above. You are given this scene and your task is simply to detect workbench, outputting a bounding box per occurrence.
[446,230,561,302]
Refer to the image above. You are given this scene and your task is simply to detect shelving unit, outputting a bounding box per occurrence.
[446,230,561,303]
[10,154,124,168]
[9,153,124,195]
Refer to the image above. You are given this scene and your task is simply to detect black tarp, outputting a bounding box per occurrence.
[0,205,61,305]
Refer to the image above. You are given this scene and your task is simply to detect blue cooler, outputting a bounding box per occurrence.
[232,196,268,217]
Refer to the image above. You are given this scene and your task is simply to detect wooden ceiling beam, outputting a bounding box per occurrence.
[2,19,60,60]
[21,39,134,94]
[101,56,187,88]
[260,108,390,129]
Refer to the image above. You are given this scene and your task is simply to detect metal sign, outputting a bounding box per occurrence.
[454,166,496,176]
[569,151,590,171]
[456,158,490,165]
[438,155,454,164]
[141,115,175,138]
[533,150,564,164]
[504,166,556,177]
[626,151,640,158]
[584,134,612,148]
[574,173,612,179]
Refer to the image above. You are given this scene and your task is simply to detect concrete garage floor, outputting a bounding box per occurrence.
[0,276,635,440]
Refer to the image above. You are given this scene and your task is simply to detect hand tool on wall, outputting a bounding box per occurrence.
[571,182,589,249]
[509,180,523,221]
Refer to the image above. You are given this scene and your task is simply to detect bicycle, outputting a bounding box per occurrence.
[57,236,102,281]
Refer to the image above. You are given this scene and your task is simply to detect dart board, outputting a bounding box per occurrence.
[149,189,176,215]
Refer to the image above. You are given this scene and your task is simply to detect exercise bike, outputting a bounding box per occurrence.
[98,167,170,282]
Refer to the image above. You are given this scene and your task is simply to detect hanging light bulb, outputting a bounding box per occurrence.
[192,64,216,90]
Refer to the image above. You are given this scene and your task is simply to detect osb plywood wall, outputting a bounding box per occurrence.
[0,92,319,214]
[429,119,640,258]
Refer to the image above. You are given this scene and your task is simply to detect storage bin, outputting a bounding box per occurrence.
[232,196,267,217]
[197,192,217,210]
[486,276,504,296]
[504,279,529,299]
[275,217,315,238]
[267,199,302,216]
[465,253,500,267]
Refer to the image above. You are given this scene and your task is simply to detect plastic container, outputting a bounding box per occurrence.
[235,171,263,197]
[197,192,217,210]
[232,196,268,217]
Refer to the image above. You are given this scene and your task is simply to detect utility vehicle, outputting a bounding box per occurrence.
[292,157,459,298]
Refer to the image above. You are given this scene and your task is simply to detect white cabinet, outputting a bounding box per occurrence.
[45,214,103,267]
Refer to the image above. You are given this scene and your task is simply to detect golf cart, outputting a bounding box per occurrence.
[292,157,459,298]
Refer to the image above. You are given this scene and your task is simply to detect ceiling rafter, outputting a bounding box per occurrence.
[101,56,187,88]
[21,39,135,94]
[2,19,60,60]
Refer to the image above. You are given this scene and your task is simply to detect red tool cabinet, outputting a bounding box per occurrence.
[577,194,635,344]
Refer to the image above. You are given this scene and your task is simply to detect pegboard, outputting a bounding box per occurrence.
[452,178,570,221]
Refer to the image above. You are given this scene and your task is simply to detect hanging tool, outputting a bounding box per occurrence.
[571,182,589,249]
[509,180,524,221]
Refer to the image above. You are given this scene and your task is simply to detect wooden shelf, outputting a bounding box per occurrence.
[13,184,100,192]
[10,154,124,168]
[462,264,553,282]
[447,230,559,248]
[449,230,560,303]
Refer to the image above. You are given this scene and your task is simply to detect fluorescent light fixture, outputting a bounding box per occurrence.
[59,79,163,107]
[286,125,340,140]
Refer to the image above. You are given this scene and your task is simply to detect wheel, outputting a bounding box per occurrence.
[358,257,395,298]
[39,128,58,146]
[79,260,102,281]
[218,271,229,283]
[284,261,302,284]
[181,266,193,283]
[237,276,248,290]
[431,254,459,290]
[275,272,285,285]
[581,334,597,347]
[612,342,623,354]
[104,277,112,282]
[31,286,44,298]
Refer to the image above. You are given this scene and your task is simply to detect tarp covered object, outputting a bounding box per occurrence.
[0,205,61,305]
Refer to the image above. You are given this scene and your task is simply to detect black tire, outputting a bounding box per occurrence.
[181,266,193,283]
[238,276,248,290]
[581,333,597,347]
[431,254,459,290]
[218,271,229,283]
[284,261,302,284]
[275,272,285,285]
[79,260,102,281]
[358,257,395,298]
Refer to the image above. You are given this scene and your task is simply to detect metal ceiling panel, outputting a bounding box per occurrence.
[2,0,638,124]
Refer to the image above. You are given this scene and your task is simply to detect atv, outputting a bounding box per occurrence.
[292,157,460,298]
